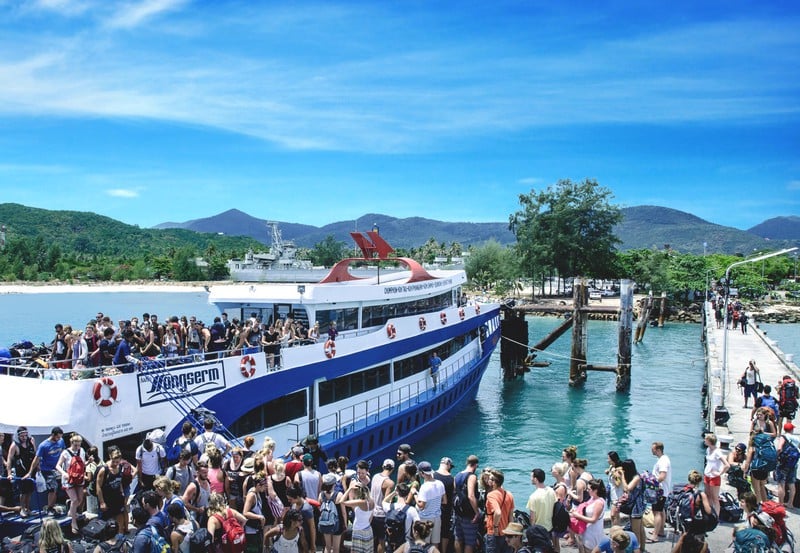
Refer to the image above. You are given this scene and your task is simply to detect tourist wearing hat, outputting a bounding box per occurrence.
[417,461,446,547]
[319,472,346,553]
[396,443,415,482]
[370,459,396,553]
[435,457,455,553]
[502,522,525,553]
[774,422,800,506]
[295,452,322,501]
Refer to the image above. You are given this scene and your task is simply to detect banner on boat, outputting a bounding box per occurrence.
[138,361,226,407]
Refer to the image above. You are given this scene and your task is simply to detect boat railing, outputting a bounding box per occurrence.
[313,344,479,441]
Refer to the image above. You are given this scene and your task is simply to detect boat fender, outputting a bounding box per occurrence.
[418,317,427,331]
[440,312,447,325]
[386,324,396,339]
[458,307,465,320]
[240,355,256,378]
[324,340,336,359]
[475,304,481,315]
[93,377,118,407]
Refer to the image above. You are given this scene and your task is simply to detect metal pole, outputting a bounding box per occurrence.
[721,247,798,407]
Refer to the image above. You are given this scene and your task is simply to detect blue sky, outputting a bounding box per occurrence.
[0,0,798,231]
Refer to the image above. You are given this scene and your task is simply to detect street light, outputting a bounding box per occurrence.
[721,247,798,407]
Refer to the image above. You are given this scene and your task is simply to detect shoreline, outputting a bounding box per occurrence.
[0,282,212,294]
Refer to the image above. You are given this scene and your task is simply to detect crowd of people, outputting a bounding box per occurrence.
[6,309,341,376]
[1,418,799,553]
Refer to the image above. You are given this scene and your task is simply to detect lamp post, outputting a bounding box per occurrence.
[703,241,708,302]
[721,247,798,407]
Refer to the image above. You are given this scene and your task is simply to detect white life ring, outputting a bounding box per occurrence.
[93,377,118,407]
[324,340,336,359]
[240,355,256,378]
[440,312,447,325]
[386,324,397,339]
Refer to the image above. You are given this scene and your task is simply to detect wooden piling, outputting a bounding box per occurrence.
[634,292,653,344]
[658,291,668,327]
[569,278,588,386]
[616,279,633,390]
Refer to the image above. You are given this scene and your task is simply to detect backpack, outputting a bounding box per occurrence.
[166,437,199,465]
[145,526,172,553]
[212,509,245,553]
[67,450,86,487]
[317,494,339,533]
[718,491,743,522]
[677,488,717,534]
[760,396,780,420]
[385,503,410,544]
[189,528,212,553]
[452,472,474,518]
[733,528,771,553]
[760,500,787,545]
[751,433,778,473]
[408,545,432,553]
[778,438,800,472]
[726,465,752,497]
[551,500,569,534]
[779,378,799,417]
[640,471,663,504]
[87,465,106,497]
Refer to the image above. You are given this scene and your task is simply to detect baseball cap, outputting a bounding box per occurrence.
[302,453,313,463]
[398,444,413,455]
[322,473,337,485]
[440,457,453,467]
[292,446,304,455]
[418,461,433,474]
[382,459,396,470]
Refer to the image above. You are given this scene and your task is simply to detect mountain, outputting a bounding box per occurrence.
[155,206,792,255]
[748,216,800,240]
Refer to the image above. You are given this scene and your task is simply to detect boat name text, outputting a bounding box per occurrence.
[384,278,453,295]
[138,362,226,407]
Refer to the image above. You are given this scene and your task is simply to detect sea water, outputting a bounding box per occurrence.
[0,291,751,502]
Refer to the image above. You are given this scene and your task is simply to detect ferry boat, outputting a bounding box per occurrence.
[0,232,501,471]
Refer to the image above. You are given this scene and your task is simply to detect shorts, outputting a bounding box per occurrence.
[703,475,721,487]
[371,516,386,542]
[17,476,35,494]
[455,516,479,547]
[775,468,797,485]
[440,506,454,539]
[419,517,442,544]
[651,495,666,512]
[42,470,60,492]
[750,469,769,481]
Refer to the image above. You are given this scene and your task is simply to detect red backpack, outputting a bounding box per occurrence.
[213,509,245,553]
[66,450,86,487]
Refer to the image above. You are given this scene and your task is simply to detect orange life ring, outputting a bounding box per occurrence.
[93,377,118,407]
[324,340,336,359]
[240,355,256,378]
[475,304,481,315]
[440,312,447,325]
[386,324,396,339]
[458,307,465,320]
[418,317,427,331]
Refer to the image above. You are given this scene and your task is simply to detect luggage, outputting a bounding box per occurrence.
[81,519,109,541]
[718,492,743,522]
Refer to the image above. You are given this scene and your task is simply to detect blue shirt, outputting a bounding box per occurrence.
[36,437,65,472]
[597,531,639,553]
[113,339,132,366]
[430,355,442,373]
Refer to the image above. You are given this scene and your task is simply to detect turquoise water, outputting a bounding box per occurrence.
[759,322,798,359]
[3,291,789,503]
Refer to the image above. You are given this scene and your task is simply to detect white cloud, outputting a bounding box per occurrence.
[107,189,139,198]
[106,0,189,29]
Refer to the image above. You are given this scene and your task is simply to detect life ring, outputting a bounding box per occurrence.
[418,317,427,331]
[475,304,481,315]
[440,312,447,325]
[93,377,118,407]
[386,324,396,339]
[240,355,256,378]
[458,307,465,320]
[324,340,336,359]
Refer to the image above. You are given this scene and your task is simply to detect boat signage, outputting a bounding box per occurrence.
[384,278,453,295]
[137,361,226,407]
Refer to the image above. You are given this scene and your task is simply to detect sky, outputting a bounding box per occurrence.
[0,0,798,231]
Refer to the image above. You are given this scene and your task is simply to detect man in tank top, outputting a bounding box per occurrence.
[370,459,395,553]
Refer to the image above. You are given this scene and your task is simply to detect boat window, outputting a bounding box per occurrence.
[316,308,358,331]
[392,329,478,381]
[318,364,391,406]
[229,389,307,436]
[362,291,452,328]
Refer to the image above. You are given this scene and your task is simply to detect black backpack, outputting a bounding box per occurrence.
[551,500,569,534]
[385,504,410,544]
[452,472,475,518]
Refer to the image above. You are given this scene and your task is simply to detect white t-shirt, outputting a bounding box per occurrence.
[652,454,672,495]
[417,478,445,518]
[136,443,166,476]
[194,432,229,455]
[704,447,726,478]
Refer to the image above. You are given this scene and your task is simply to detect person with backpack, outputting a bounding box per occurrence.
[242,474,269,553]
[137,436,167,493]
[168,501,199,553]
[777,375,799,433]
[750,408,777,438]
[752,385,780,425]
[183,459,212,527]
[744,431,778,503]
[383,482,421,553]
[56,433,87,535]
[395,520,440,553]
[166,451,196,496]
[453,455,480,553]
[741,360,760,409]
[317,473,344,553]
[207,491,248,553]
[775,422,800,506]
[131,505,170,553]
